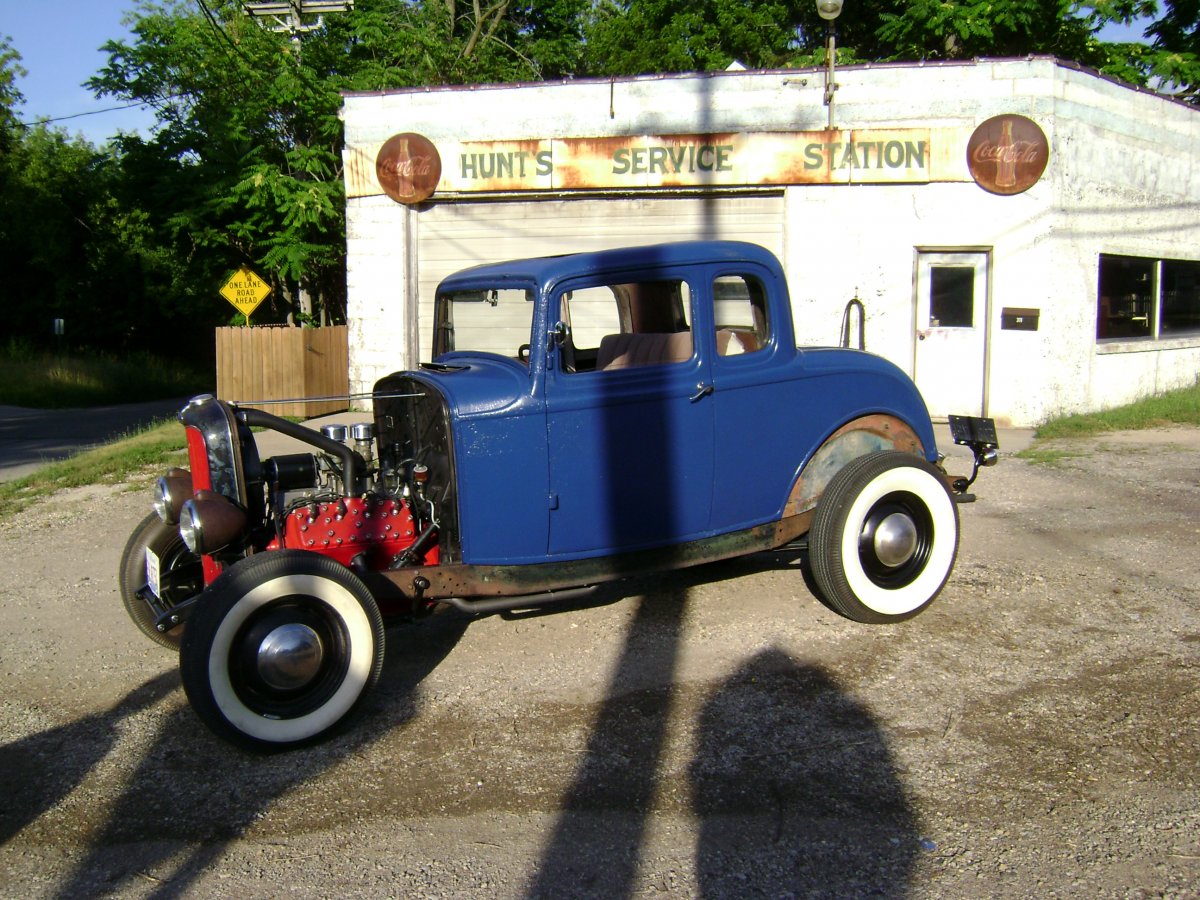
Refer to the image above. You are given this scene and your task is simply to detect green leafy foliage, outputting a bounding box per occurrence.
[88,0,349,330]
[0,341,211,408]
[583,0,808,75]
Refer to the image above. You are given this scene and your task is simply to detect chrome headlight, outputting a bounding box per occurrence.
[178,491,247,555]
[153,468,193,525]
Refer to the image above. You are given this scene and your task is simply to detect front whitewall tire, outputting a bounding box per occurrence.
[181,552,385,750]
[206,574,376,743]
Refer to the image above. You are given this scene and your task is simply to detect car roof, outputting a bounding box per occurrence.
[436,240,780,293]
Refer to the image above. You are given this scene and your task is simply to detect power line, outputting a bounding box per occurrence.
[196,0,258,68]
[16,100,153,129]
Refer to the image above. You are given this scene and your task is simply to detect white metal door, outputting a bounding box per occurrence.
[913,251,989,418]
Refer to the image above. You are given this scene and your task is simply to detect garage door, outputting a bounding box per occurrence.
[414,194,784,362]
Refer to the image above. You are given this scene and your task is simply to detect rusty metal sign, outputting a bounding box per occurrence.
[966,115,1049,195]
[346,128,981,199]
[375,132,442,204]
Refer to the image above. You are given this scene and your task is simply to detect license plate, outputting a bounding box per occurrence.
[145,548,161,599]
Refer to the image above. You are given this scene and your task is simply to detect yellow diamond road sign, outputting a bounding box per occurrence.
[220,266,272,318]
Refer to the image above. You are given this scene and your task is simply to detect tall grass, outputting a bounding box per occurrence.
[0,340,212,408]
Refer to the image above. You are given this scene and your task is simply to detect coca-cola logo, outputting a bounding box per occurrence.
[966,115,1048,196]
[376,133,442,204]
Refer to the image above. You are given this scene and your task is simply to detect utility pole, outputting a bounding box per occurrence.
[242,1,353,54]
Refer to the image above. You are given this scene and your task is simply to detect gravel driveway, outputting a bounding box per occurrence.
[0,427,1197,898]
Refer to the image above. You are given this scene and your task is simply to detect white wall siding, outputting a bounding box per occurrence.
[345,195,411,399]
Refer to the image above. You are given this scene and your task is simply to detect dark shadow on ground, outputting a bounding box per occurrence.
[14,613,467,899]
[526,589,689,898]
[690,648,920,896]
[0,671,179,847]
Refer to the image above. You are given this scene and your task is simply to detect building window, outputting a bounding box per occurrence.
[1097,254,1200,341]
[1097,255,1154,339]
[1161,260,1200,336]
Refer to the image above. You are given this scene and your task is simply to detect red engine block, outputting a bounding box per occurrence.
[269,496,439,570]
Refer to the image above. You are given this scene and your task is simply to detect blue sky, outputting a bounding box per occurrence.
[1,2,1154,146]
[2,0,154,143]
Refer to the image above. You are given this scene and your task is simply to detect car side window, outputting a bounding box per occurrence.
[713,274,770,356]
[559,279,693,373]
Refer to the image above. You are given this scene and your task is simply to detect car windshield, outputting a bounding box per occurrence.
[432,288,535,359]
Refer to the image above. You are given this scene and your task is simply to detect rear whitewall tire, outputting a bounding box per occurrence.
[809,451,959,623]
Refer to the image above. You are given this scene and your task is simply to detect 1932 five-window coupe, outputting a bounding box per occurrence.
[120,241,997,749]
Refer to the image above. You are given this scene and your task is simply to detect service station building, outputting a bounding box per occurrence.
[340,57,1200,426]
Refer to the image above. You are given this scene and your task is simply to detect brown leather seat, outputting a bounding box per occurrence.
[596,332,693,370]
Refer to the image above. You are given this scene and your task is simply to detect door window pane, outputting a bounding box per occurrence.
[929,266,975,328]
[713,274,770,355]
[558,279,693,372]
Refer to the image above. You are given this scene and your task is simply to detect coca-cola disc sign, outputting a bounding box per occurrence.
[376,133,443,204]
[966,115,1048,196]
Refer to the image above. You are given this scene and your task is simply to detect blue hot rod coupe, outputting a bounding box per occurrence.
[120,241,997,749]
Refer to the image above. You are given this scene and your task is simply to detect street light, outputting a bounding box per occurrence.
[816,0,843,129]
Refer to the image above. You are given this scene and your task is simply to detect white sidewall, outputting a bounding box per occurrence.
[838,465,958,616]
[207,573,375,743]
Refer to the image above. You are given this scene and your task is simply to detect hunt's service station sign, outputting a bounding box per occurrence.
[347,127,986,202]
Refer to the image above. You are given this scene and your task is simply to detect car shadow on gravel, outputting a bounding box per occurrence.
[527,589,690,898]
[34,614,467,899]
[689,648,919,896]
[525,580,919,898]
[0,671,179,848]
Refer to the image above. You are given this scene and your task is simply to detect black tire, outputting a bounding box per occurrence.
[180,551,385,750]
[808,451,959,624]
[118,512,202,650]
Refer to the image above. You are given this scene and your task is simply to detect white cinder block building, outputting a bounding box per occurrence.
[340,57,1200,426]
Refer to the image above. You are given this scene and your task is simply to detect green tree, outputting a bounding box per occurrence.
[873,0,1100,63]
[91,0,349,326]
[578,0,1200,100]
[583,0,807,75]
[332,0,587,87]
[1139,0,1200,100]
[0,35,24,145]
[87,0,589,331]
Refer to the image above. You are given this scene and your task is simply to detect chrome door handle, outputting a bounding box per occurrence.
[689,382,714,402]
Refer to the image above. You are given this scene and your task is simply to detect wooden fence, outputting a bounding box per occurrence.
[216,325,349,419]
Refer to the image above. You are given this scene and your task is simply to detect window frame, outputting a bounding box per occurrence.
[1097,253,1200,343]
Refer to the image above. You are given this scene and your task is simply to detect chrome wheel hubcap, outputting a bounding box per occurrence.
[257,623,324,691]
[869,511,919,568]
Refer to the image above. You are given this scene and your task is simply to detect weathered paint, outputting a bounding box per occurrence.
[378,519,802,601]
[344,128,965,198]
[783,414,924,518]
